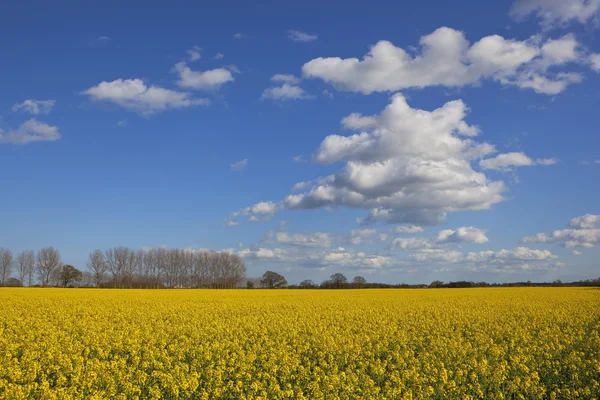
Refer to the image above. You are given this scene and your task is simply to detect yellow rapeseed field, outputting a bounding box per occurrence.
[0,288,599,399]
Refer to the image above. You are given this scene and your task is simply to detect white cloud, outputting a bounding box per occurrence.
[571,250,583,256]
[187,45,201,61]
[116,120,127,127]
[214,53,225,60]
[570,214,600,229]
[281,94,505,226]
[233,33,246,39]
[480,152,557,170]
[12,99,55,115]
[302,27,587,95]
[271,74,301,84]
[522,214,600,248]
[466,246,560,273]
[173,62,234,90]
[349,228,377,245]
[411,249,464,263]
[264,231,333,248]
[0,119,61,145]
[391,226,487,250]
[236,245,391,270]
[237,247,289,260]
[437,226,489,244]
[466,247,558,273]
[228,201,281,224]
[510,0,600,28]
[391,237,434,250]
[291,181,310,191]
[393,225,424,234]
[83,78,208,115]
[261,83,310,101]
[230,158,248,172]
[590,54,600,72]
[341,113,379,130]
[288,30,318,42]
[293,155,308,163]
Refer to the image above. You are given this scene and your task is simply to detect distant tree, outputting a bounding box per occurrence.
[87,249,108,287]
[81,271,94,287]
[260,271,288,288]
[246,280,255,289]
[330,273,348,289]
[60,265,83,287]
[299,279,316,289]
[36,247,62,287]
[4,278,22,287]
[320,280,333,289]
[16,250,35,286]
[429,280,445,288]
[0,248,13,285]
[352,276,367,288]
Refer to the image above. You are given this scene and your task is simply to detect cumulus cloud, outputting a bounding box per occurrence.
[341,113,379,130]
[282,94,505,225]
[261,83,310,101]
[466,246,559,272]
[230,158,248,172]
[389,226,489,266]
[510,0,600,28]
[173,62,234,90]
[288,30,318,42]
[302,27,586,95]
[391,237,434,250]
[264,231,334,248]
[233,33,246,39]
[231,94,557,226]
[523,214,600,248]
[479,152,557,170]
[237,247,289,260]
[437,226,489,244]
[186,45,201,61]
[12,99,56,115]
[0,119,61,145]
[228,201,280,224]
[83,78,208,115]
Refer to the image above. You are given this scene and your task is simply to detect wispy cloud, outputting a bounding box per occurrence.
[287,30,318,42]
[12,99,56,115]
[230,158,248,172]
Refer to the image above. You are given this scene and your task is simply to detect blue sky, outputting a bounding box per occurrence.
[1,0,599,284]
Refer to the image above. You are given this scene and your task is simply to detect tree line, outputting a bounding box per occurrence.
[1,247,599,289]
[0,247,246,289]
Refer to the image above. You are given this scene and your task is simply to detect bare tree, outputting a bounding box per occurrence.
[36,247,62,286]
[16,250,35,286]
[104,247,137,288]
[87,250,108,287]
[0,248,14,285]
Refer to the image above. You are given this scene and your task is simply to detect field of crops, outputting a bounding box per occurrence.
[0,288,599,399]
